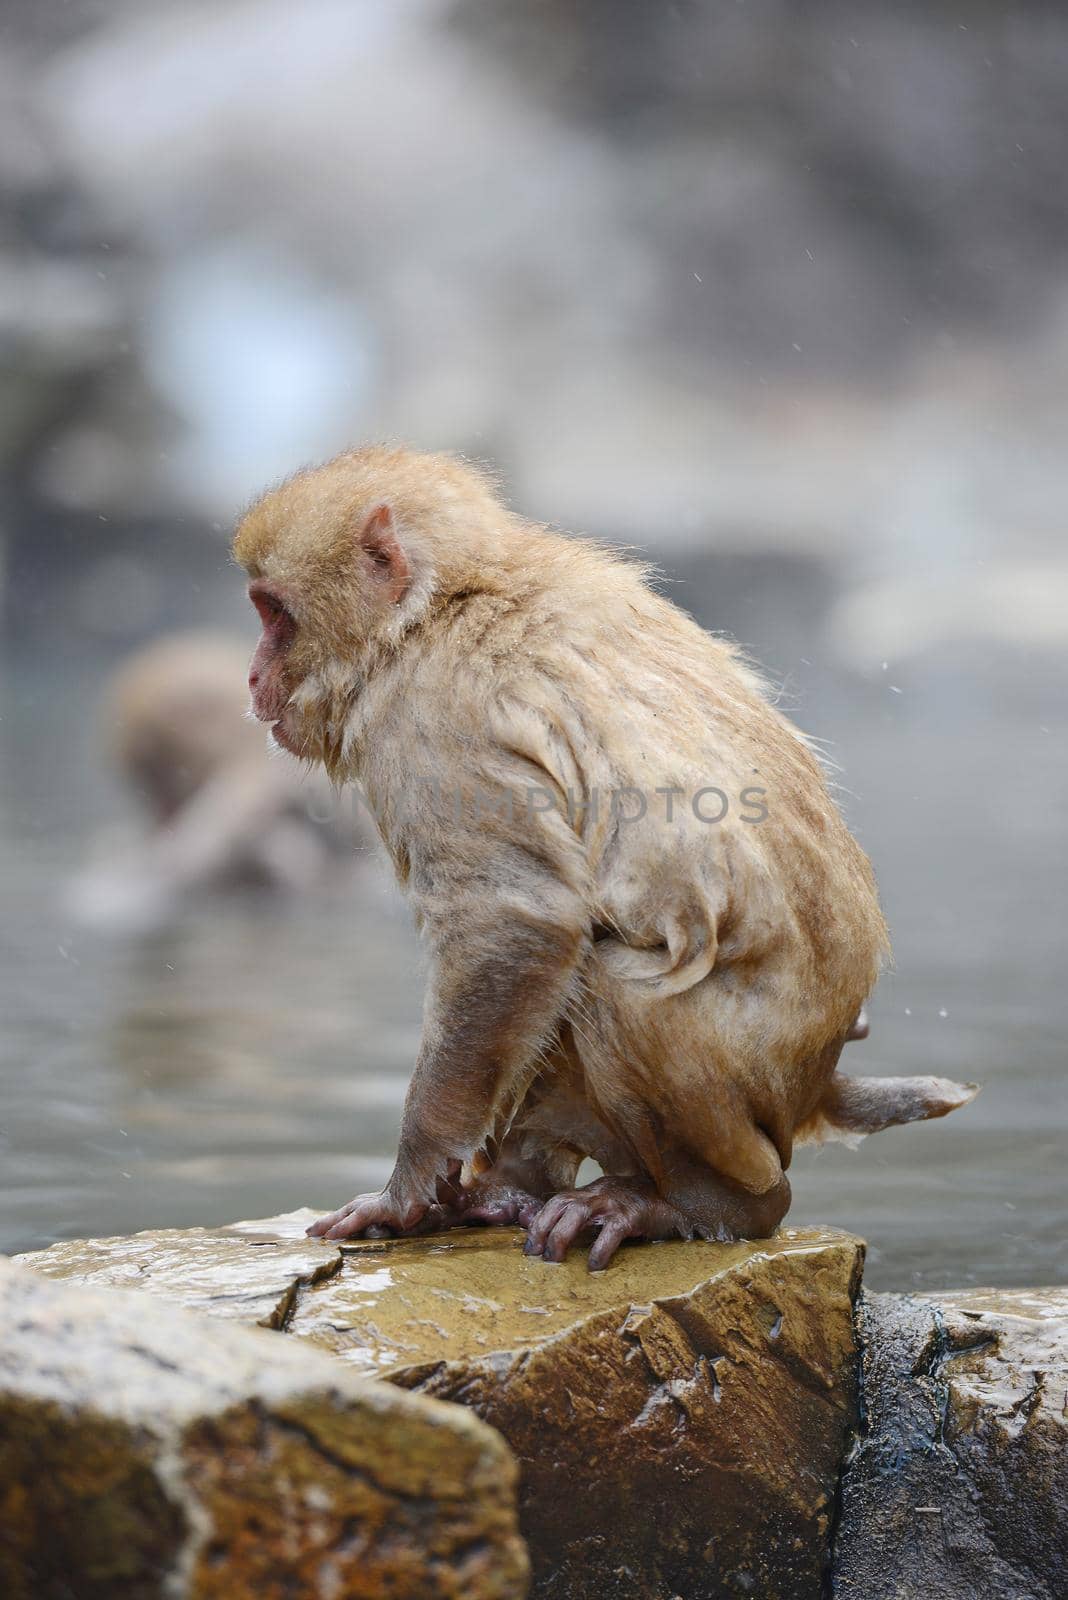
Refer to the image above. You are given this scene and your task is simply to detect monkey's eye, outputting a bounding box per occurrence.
[249,583,295,634]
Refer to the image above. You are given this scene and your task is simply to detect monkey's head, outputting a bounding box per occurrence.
[234,446,512,774]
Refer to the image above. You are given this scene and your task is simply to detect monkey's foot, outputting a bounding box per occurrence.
[523,1177,691,1272]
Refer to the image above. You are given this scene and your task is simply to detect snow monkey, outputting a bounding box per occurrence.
[69,634,370,931]
[234,447,978,1270]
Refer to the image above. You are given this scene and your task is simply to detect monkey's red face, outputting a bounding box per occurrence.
[235,480,416,775]
[247,580,302,750]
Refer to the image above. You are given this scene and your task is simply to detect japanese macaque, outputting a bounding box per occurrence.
[235,446,978,1269]
[69,633,368,931]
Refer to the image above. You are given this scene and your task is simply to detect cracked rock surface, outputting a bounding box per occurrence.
[16,1214,344,1329]
[0,1255,528,1600]
[831,1287,1068,1600]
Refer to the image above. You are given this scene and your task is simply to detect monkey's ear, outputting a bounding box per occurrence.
[358,504,412,606]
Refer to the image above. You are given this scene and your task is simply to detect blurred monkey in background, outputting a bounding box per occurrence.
[69,633,371,931]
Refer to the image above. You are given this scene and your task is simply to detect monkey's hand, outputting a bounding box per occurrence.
[523,1176,693,1272]
[304,1160,468,1241]
[307,1159,506,1240]
[306,1189,431,1240]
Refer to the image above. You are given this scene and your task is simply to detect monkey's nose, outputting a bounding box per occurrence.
[248,668,260,689]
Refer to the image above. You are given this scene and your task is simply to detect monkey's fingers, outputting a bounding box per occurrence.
[320,1203,397,1240]
[539,1201,597,1264]
[523,1193,572,1257]
[525,1178,686,1269]
[306,1199,363,1237]
[525,1192,633,1268]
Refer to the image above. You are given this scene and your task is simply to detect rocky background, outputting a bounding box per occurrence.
[0,1,1064,1286]
[3,0,1068,633]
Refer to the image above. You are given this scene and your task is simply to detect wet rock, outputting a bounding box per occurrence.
[830,1287,1068,1600]
[294,1223,865,1600]
[0,1254,529,1600]
[16,1212,345,1329]
[22,1215,863,1598]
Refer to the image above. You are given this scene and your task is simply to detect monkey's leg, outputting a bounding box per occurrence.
[389,1047,593,1235]
[360,1019,631,1240]
[523,1157,792,1272]
[307,899,588,1246]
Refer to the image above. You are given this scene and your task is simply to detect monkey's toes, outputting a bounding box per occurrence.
[524,1180,651,1270]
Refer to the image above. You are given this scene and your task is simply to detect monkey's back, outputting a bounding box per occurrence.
[361,523,889,1190]
[492,560,890,1186]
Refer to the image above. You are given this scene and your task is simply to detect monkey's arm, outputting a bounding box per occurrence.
[308,794,591,1240]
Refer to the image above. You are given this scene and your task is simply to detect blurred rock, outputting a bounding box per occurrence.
[0,1253,529,1600]
[828,561,1068,666]
[454,0,1068,373]
[0,0,1066,584]
[20,0,1066,562]
[831,1286,1068,1600]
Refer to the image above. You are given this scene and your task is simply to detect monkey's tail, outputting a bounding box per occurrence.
[795,1073,980,1148]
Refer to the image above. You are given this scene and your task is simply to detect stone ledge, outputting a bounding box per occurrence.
[15,1214,343,1329]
